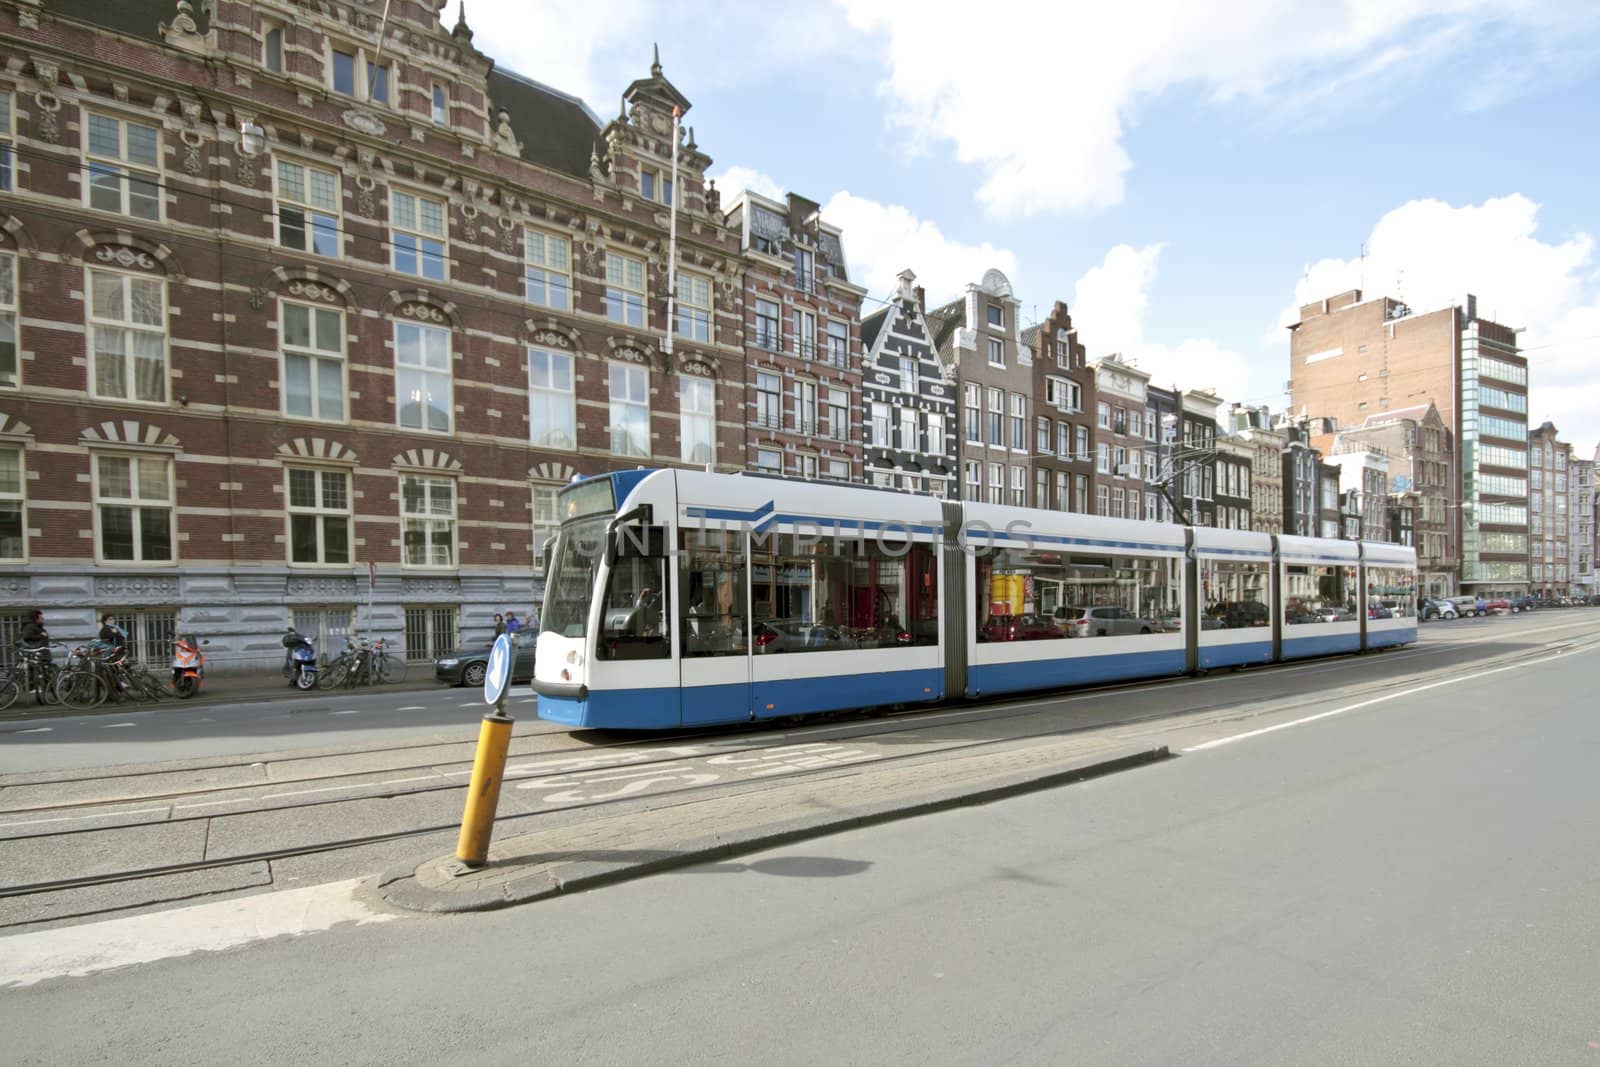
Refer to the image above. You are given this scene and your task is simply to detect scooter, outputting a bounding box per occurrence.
[281,627,318,690]
[172,633,208,698]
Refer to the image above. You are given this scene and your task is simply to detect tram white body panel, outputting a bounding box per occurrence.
[1191,527,1276,668]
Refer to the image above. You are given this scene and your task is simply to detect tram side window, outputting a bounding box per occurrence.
[680,527,748,657]
[1201,559,1271,628]
[1365,566,1416,619]
[974,547,1180,640]
[597,554,670,660]
[1283,563,1357,625]
[749,534,938,653]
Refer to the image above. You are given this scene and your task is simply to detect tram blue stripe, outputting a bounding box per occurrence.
[1281,633,1362,659]
[1198,640,1274,669]
[967,650,1186,696]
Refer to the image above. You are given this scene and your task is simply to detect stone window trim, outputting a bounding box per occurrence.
[388,185,449,282]
[82,109,163,222]
[326,39,393,107]
[0,443,26,564]
[0,249,16,390]
[279,298,348,424]
[86,263,169,407]
[398,471,458,571]
[272,156,343,259]
[91,449,177,567]
[284,464,353,568]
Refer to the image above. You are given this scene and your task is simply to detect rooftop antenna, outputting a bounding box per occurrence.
[1358,241,1367,292]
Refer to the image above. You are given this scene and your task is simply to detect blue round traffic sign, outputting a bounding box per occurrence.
[483,634,514,705]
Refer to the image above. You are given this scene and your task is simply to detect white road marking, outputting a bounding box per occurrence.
[329,710,361,716]
[100,723,136,729]
[1183,648,1577,753]
[0,878,400,988]
[0,806,170,830]
[396,706,425,711]
[17,727,52,734]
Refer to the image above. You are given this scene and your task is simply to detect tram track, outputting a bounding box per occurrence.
[4,617,1595,926]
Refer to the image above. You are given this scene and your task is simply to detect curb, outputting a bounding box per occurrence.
[376,744,1171,915]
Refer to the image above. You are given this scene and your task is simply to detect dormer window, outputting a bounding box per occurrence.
[263,23,284,73]
[431,84,448,126]
[987,304,1003,328]
[794,247,814,293]
[640,168,672,206]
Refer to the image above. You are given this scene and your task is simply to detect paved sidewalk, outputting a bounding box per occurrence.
[377,733,1170,914]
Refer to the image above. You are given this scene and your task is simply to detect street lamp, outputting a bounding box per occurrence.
[239,120,265,157]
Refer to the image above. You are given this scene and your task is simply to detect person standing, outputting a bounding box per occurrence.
[503,611,521,637]
[492,613,505,638]
[98,614,128,651]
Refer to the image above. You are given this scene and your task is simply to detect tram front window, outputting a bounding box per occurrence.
[542,517,609,638]
[598,554,670,660]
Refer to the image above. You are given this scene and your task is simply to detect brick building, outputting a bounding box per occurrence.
[933,269,1032,506]
[1529,422,1571,597]
[0,0,748,667]
[1573,454,1595,599]
[1090,355,1149,520]
[723,189,864,483]
[859,269,955,496]
[1022,300,1095,512]
[1288,289,1528,594]
[1213,436,1252,531]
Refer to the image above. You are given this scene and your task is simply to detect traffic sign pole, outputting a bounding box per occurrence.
[455,633,517,868]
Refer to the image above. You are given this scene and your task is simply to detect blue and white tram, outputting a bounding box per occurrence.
[533,469,1418,730]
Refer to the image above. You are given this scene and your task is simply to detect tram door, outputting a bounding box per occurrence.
[677,527,752,725]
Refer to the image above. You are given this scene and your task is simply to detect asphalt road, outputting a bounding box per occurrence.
[3,621,1597,1064]
[0,610,1583,775]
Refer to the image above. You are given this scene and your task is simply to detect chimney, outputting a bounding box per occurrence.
[1465,293,1477,322]
[913,285,926,312]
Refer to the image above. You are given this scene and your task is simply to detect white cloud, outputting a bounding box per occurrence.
[1072,244,1252,405]
[835,0,1600,219]
[1279,194,1600,453]
[707,165,785,206]
[820,192,1020,302]
[468,0,651,110]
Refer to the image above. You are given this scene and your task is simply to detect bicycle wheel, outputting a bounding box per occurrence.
[37,666,61,705]
[127,667,167,702]
[0,673,18,712]
[56,670,109,711]
[377,654,407,684]
[319,659,349,690]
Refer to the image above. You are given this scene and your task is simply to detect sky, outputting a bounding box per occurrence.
[465,0,1600,456]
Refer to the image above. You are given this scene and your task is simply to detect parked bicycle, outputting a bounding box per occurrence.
[0,642,65,711]
[318,636,406,689]
[53,642,171,710]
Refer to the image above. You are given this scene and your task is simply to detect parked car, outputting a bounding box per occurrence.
[1482,597,1511,615]
[1447,595,1481,617]
[753,620,861,653]
[435,640,535,687]
[1318,607,1358,623]
[1057,606,1162,637]
[1508,595,1536,612]
[981,614,1067,642]
[1420,598,1459,620]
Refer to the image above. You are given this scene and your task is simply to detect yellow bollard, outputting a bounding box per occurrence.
[456,711,514,866]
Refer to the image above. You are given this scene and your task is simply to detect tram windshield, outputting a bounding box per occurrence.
[542,516,609,638]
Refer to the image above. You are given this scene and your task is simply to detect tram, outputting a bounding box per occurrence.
[533,468,1418,729]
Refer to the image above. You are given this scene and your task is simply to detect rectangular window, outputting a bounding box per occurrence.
[401,475,455,568]
[987,337,1005,367]
[0,93,12,192]
[391,190,447,280]
[605,252,646,328]
[0,446,23,561]
[263,25,284,72]
[287,467,351,565]
[609,363,650,457]
[640,169,672,206]
[965,460,981,501]
[1130,410,1143,438]
[1009,465,1025,506]
[987,387,1004,447]
[95,453,173,563]
[1144,451,1157,482]
[1037,417,1052,454]
[89,269,166,403]
[756,449,782,474]
[431,83,449,125]
[793,309,817,360]
[987,304,1003,328]
[86,113,161,220]
[1056,471,1068,511]
[532,485,559,561]
[276,159,341,257]
[794,380,818,436]
[1145,408,1157,441]
[926,412,944,455]
[676,273,712,342]
[755,371,781,430]
[1128,492,1141,521]
[679,377,715,465]
[899,356,917,393]
[527,347,575,449]
[987,462,1003,505]
[798,454,818,480]
[825,458,849,482]
[793,247,814,292]
[869,401,890,447]
[394,321,451,433]
[1075,425,1088,463]
[1098,401,1110,429]
[332,49,356,95]
[1097,442,1109,474]
[754,298,780,350]
[281,300,345,421]
[827,387,849,441]
[894,407,915,453]
[1096,485,1108,515]
[1055,422,1069,458]
[1111,488,1125,519]
[826,320,849,367]
[330,47,389,104]
[964,384,980,444]
[1010,394,1025,451]
[0,253,15,388]
[524,229,571,310]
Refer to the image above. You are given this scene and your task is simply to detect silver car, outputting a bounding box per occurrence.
[1059,606,1162,637]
